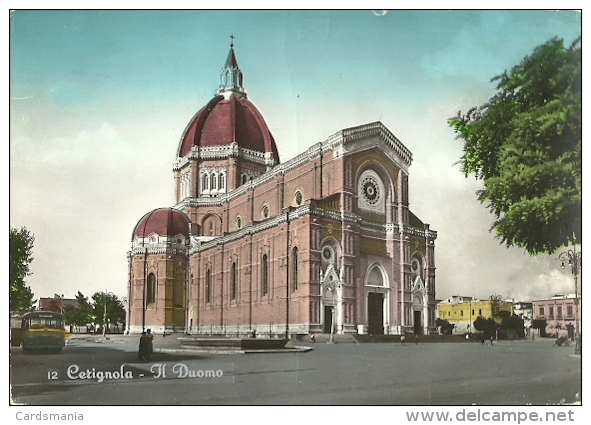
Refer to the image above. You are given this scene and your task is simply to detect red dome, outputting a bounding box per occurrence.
[177,92,279,160]
[132,208,191,240]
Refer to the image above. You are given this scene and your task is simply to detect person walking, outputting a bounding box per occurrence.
[400,335,406,345]
[146,329,154,357]
[138,332,149,360]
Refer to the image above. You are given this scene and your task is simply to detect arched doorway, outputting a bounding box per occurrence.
[322,287,335,334]
[368,292,384,334]
[413,295,423,335]
[365,264,389,335]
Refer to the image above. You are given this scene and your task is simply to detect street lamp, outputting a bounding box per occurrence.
[558,247,581,355]
[102,291,115,337]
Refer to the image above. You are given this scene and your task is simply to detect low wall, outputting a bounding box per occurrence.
[178,336,289,350]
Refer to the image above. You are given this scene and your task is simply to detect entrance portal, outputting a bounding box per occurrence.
[413,310,422,335]
[367,293,384,335]
[324,306,333,333]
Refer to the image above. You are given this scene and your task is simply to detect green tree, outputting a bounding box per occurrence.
[9,227,36,311]
[448,37,581,255]
[473,316,497,339]
[63,305,77,331]
[92,292,125,333]
[435,318,455,335]
[532,319,548,337]
[501,314,525,339]
[63,291,93,333]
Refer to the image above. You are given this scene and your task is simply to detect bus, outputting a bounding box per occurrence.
[21,311,66,352]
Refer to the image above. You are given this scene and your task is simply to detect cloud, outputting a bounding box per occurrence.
[76,122,117,143]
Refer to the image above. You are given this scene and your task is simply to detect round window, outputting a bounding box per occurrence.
[361,176,380,205]
[411,258,422,277]
[357,169,386,212]
[322,246,334,263]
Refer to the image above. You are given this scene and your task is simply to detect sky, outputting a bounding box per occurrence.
[8,9,583,305]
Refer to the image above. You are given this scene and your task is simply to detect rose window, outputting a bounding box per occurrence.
[361,176,380,205]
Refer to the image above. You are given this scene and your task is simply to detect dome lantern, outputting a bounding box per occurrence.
[217,35,245,98]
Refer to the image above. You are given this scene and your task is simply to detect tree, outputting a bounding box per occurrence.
[9,227,36,311]
[63,291,93,333]
[532,319,548,337]
[75,290,93,314]
[63,305,77,331]
[500,314,525,339]
[91,292,125,333]
[435,318,455,335]
[473,316,497,339]
[448,37,581,255]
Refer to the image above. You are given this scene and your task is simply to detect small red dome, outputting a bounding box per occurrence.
[132,208,191,240]
[177,92,279,160]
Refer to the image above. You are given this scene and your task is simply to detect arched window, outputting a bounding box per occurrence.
[211,172,217,190]
[262,254,269,296]
[242,174,247,185]
[367,266,384,286]
[182,173,191,198]
[291,247,298,292]
[231,262,237,300]
[262,204,270,220]
[146,273,156,305]
[202,173,210,191]
[294,190,303,206]
[205,269,212,304]
[219,173,225,190]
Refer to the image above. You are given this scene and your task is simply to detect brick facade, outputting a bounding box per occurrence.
[127,45,438,336]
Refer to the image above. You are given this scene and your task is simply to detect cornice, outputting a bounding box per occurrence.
[187,204,436,254]
[339,122,413,167]
[130,243,190,257]
[174,121,413,205]
[173,144,277,171]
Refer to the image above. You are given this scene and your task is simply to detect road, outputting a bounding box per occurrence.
[9,336,581,406]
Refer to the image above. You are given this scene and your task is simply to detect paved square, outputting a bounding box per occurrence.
[10,337,581,405]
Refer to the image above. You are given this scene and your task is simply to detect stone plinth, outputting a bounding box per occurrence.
[178,337,289,350]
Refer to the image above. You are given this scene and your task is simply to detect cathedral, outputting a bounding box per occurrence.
[127,42,438,337]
